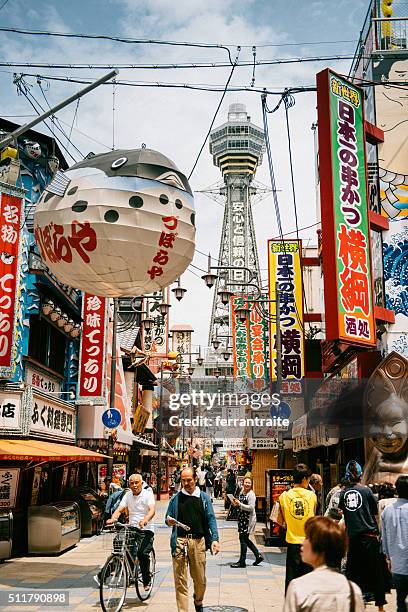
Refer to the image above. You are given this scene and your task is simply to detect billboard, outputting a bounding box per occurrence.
[0,189,24,378]
[268,239,304,393]
[317,68,376,346]
[232,295,268,382]
[78,294,108,403]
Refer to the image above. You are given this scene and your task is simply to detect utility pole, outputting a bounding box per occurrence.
[275,282,284,469]
[106,297,118,482]
[156,364,164,500]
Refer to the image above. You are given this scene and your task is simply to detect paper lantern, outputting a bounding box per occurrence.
[34,148,196,297]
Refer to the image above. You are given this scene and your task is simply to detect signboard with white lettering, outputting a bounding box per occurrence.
[78,293,107,404]
[30,392,76,442]
[0,186,24,379]
[0,468,20,508]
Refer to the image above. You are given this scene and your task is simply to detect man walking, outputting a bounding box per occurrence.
[166,467,220,612]
[309,473,323,515]
[339,460,386,611]
[381,474,408,612]
[100,473,155,589]
[279,464,317,592]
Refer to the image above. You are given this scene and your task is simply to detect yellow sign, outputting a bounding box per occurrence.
[268,239,304,393]
[133,404,150,434]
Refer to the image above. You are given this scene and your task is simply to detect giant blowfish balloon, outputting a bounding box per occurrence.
[34,149,196,296]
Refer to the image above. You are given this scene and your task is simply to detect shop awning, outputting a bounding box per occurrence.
[0,439,111,462]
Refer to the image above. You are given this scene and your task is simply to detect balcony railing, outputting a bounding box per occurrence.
[350,10,408,79]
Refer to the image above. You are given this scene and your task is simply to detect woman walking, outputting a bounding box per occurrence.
[230,477,264,567]
[284,516,364,611]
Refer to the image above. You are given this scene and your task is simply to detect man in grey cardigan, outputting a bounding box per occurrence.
[230,476,264,567]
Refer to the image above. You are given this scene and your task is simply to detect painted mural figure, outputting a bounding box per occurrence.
[362,352,408,485]
[374,56,408,219]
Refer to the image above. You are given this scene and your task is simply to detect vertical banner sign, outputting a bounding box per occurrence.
[247,296,269,381]
[232,295,268,381]
[0,191,23,378]
[317,69,375,346]
[78,294,107,402]
[268,240,304,394]
[232,295,250,379]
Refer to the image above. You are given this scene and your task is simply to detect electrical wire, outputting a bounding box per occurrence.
[188,47,241,180]
[14,77,79,164]
[0,27,234,65]
[0,54,359,71]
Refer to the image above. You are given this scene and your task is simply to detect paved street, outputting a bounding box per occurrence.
[0,500,398,612]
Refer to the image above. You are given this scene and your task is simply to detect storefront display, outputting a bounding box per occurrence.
[265,469,293,545]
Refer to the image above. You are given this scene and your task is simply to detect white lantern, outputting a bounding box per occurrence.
[34,148,196,297]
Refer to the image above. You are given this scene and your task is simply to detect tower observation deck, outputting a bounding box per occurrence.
[209,103,264,176]
[207,103,265,348]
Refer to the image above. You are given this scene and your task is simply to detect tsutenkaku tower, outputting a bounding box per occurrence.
[208,103,264,347]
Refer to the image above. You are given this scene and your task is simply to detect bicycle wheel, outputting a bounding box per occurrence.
[135,549,156,601]
[99,554,127,612]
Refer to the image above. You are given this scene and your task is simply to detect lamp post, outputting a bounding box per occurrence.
[106,297,118,481]
[156,350,178,501]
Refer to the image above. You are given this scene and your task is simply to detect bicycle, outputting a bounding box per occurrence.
[99,523,156,612]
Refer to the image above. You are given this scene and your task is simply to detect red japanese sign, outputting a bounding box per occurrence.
[316,69,375,346]
[78,294,107,401]
[0,192,23,375]
[147,216,179,280]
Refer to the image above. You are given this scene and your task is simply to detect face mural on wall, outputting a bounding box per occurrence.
[363,351,408,485]
[373,55,408,219]
[34,148,195,297]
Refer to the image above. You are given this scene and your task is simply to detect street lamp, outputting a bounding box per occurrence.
[158,302,171,316]
[141,316,155,332]
[157,350,178,500]
[187,365,195,376]
[172,277,187,301]
[202,254,218,288]
[196,346,204,366]
[222,348,231,361]
[212,337,221,350]
[218,287,234,305]
[235,305,250,324]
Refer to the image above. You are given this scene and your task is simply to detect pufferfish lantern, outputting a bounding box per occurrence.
[33,148,196,297]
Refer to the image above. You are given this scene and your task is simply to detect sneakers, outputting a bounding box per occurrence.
[194,604,203,612]
[253,555,264,566]
[230,561,246,568]
[143,583,152,591]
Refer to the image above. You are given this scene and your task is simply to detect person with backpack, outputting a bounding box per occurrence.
[279,464,317,592]
[338,460,386,611]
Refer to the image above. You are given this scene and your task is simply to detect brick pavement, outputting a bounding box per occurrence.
[0,500,397,612]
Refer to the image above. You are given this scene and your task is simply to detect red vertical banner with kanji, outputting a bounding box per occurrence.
[0,190,23,377]
[78,294,107,402]
[317,68,376,346]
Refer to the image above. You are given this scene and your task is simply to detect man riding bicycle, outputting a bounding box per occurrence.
[96,473,155,590]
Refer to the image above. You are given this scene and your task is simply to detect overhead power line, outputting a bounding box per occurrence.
[0,54,358,70]
[0,27,357,49]
[0,27,234,65]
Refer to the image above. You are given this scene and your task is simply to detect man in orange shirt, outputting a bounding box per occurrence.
[279,464,317,592]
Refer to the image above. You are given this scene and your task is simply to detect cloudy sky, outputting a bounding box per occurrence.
[0,0,370,347]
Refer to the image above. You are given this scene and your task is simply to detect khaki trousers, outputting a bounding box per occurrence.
[172,537,206,612]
